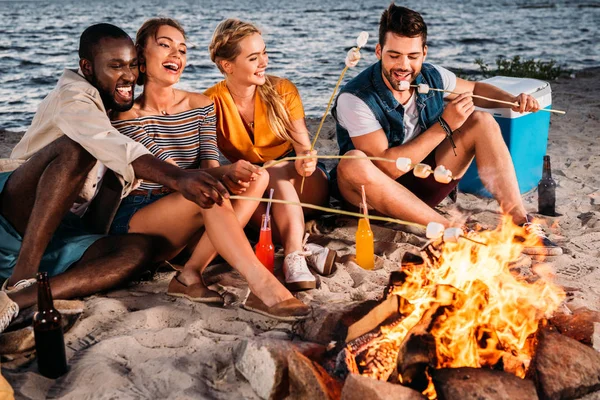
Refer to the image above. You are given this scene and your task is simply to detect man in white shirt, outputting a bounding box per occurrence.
[0,24,229,332]
[333,4,561,256]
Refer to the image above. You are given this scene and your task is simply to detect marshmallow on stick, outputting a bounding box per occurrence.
[433,165,453,184]
[395,157,413,173]
[413,163,433,179]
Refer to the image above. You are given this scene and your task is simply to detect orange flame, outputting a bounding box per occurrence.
[379,217,564,393]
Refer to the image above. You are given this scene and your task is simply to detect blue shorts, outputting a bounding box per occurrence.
[110,190,169,235]
[0,171,105,279]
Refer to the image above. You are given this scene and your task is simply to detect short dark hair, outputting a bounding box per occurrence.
[79,23,131,61]
[379,4,427,48]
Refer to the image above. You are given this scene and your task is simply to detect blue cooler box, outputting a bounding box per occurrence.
[458,76,552,197]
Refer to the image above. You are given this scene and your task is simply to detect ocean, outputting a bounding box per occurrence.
[1,0,599,131]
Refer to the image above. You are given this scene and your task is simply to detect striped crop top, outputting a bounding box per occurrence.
[112,104,219,191]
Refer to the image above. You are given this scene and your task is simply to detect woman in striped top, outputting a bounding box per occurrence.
[109,18,310,321]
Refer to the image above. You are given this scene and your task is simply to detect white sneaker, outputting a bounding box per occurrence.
[1,278,36,294]
[304,243,336,276]
[0,292,19,334]
[283,251,316,291]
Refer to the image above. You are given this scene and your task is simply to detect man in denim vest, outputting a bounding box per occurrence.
[332,4,561,256]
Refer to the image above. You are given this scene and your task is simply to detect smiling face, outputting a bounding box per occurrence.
[376,32,427,93]
[223,32,267,86]
[141,24,187,86]
[83,36,138,112]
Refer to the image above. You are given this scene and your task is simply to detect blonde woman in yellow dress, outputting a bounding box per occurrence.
[205,19,336,291]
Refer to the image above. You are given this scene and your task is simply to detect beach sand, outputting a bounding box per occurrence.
[1,68,599,399]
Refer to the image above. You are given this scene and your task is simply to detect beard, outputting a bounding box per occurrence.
[382,67,415,91]
[90,75,135,112]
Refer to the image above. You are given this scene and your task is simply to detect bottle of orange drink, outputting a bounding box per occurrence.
[355,204,374,270]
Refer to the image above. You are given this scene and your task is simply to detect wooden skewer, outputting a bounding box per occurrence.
[412,86,566,115]
[264,155,457,183]
[262,154,396,170]
[229,195,426,230]
[299,65,350,194]
[300,43,367,194]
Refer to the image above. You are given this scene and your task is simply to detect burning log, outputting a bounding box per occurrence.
[397,301,447,392]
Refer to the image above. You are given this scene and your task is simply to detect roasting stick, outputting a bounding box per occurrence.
[300,31,370,194]
[229,195,488,246]
[410,84,566,115]
[229,195,426,230]
[263,154,396,169]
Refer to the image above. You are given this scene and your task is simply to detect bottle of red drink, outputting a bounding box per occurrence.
[255,214,274,274]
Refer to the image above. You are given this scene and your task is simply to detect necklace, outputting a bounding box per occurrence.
[145,89,176,116]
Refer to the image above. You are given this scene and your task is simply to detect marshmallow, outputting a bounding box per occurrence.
[443,227,464,242]
[399,80,410,91]
[434,165,453,184]
[356,31,369,48]
[426,222,445,239]
[395,157,413,173]
[345,48,361,68]
[413,163,432,179]
[417,83,430,94]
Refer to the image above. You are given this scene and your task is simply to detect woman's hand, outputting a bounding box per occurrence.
[222,160,263,194]
[294,150,318,178]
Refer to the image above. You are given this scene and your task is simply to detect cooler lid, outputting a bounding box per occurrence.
[481,76,549,96]
[477,76,552,118]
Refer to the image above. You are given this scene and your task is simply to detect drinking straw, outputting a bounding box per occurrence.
[264,188,274,230]
[361,184,370,228]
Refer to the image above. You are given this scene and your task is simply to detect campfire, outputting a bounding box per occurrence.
[328,217,567,398]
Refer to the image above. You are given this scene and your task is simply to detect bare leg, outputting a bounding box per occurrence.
[179,171,270,285]
[0,137,96,284]
[337,150,450,227]
[9,234,155,309]
[337,111,528,228]
[126,191,294,307]
[435,111,527,224]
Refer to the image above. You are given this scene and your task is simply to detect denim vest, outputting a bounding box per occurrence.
[332,61,445,156]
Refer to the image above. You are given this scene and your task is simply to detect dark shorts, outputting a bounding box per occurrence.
[110,190,170,235]
[0,171,105,279]
[331,150,460,209]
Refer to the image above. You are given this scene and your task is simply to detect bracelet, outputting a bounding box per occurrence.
[438,116,457,156]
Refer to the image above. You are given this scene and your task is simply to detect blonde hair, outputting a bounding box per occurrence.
[209,19,297,144]
[136,17,186,86]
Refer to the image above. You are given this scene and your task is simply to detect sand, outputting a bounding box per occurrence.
[1,68,599,399]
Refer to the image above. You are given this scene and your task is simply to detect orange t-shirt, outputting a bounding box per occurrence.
[204,77,305,164]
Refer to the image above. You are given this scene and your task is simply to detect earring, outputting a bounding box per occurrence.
[140,64,146,73]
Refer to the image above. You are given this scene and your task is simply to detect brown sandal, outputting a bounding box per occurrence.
[242,293,311,321]
[167,274,224,304]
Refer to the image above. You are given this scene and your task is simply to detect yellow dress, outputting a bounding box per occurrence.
[204,77,305,164]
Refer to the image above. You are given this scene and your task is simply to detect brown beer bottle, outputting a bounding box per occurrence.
[33,272,68,378]
[538,155,557,216]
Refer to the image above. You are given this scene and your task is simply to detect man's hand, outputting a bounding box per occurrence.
[441,92,475,131]
[512,93,540,113]
[178,170,229,208]
[222,160,263,194]
[295,150,318,177]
